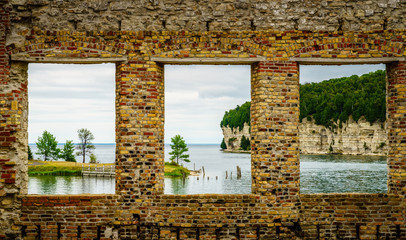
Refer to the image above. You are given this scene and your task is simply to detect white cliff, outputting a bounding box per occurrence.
[222,117,387,155]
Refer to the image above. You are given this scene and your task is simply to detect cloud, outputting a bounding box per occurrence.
[165,65,250,99]
[165,65,251,143]
[28,63,115,143]
[28,63,384,144]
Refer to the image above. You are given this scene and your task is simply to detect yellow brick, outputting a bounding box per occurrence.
[11,101,18,110]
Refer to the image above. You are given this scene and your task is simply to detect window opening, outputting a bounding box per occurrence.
[299,64,387,193]
[164,65,251,194]
[27,63,116,195]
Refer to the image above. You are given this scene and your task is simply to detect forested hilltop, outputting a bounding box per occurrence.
[220,70,386,130]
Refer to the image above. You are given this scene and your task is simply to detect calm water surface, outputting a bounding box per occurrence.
[28,144,387,194]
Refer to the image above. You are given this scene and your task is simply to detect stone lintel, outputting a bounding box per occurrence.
[290,57,405,65]
[11,55,127,63]
[150,57,266,64]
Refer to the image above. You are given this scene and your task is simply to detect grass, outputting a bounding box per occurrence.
[164,162,190,177]
[28,160,113,176]
[28,160,190,177]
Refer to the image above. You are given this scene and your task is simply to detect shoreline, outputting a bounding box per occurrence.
[29,160,191,177]
[222,149,387,157]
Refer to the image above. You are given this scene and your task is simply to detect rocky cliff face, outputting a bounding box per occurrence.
[222,122,250,152]
[222,118,388,155]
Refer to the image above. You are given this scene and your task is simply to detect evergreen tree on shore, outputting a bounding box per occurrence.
[169,135,190,165]
[240,135,250,151]
[220,138,227,150]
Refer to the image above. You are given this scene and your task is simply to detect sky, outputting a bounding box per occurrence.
[28,63,385,144]
[28,63,116,144]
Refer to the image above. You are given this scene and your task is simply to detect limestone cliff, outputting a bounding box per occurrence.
[222,118,387,155]
[222,122,250,152]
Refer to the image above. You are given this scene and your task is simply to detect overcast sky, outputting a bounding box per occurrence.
[28,63,385,144]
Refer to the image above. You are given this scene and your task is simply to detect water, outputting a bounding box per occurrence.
[28,175,115,195]
[300,154,387,194]
[27,144,388,195]
[29,143,115,163]
[164,145,251,194]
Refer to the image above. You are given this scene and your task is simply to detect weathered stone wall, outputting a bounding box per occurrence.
[6,0,406,35]
[0,0,405,239]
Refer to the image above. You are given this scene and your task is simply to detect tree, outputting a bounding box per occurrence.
[35,130,60,161]
[220,138,227,150]
[169,135,190,165]
[28,146,34,160]
[60,140,76,162]
[240,135,250,151]
[89,153,97,164]
[76,128,95,163]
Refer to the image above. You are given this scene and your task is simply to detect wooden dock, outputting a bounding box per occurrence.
[82,164,115,177]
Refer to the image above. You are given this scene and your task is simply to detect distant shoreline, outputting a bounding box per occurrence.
[29,143,220,146]
[29,143,116,145]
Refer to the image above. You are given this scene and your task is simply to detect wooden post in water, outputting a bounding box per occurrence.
[237,166,241,179]
[202,166,205,176]
[226,171,228,179]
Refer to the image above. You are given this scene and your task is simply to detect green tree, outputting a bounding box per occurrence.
[35,130,60,161]
[89,153,97,164]
[240,135,250,151]
[220,101,251,130]
[28,146,34,160]
[60,140,76,162]
[220,138,227,150]
[76,128,95,163]
[169,135,190,165]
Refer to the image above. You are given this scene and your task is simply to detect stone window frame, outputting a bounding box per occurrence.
[293,57,405,195]
[11,56,126,196]
[12,55,405,198]
[156,58,260,194]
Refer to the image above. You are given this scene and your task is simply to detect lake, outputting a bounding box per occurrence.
[28,144,387,195]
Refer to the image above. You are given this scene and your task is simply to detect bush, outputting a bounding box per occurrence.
[90,154,97,163]
[240,135,250,150]
[28,146,34,160]
[220,138,227,149]
[220,101,250,130]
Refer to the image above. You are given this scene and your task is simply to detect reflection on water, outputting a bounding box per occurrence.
[164,145,251,194]
[300,154,387,194]
[164,172,251,195]
[28,175,115,195]
[28,145,388,195]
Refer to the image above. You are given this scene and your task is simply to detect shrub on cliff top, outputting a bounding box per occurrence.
[220,70,386,131]
[220,101,251,130]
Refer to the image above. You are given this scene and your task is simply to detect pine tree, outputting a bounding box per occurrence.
[220,138,227,149]
[169,135,190,165]
[240,135,250,151]
[28,146,34,160]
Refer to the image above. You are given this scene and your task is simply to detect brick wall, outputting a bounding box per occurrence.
[0,1,405,239]
[387,61,406,197]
